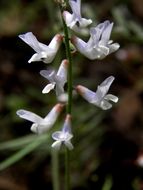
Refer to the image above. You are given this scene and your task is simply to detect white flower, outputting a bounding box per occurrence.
[76,76,118,110]
[72,20,120,60]
[16,104,64,134]
[19,32,63,63]
[63,0,92,32]
[51,114,73,150]
[40,59,68,97]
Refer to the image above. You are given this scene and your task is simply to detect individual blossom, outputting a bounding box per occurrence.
[19,32,63,63]
[63,0,92,32]
[16,104,64,134]
[76,76,118,110]
[40,59,68,97]
[72,20,120,60]
[51,114,73,150]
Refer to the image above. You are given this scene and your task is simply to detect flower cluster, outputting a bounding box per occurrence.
[17,0,119,151]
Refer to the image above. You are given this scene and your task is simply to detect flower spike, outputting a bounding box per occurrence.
[16,104,64,134]
[19,32,63,63]
[72,20,120,60]
[63,0,92,32]
[40,59,68,97]
[76,76,118,110]
[52,114,73,150]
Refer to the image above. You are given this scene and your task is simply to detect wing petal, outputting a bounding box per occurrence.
[42,83,55,94]
[96,76,115,99]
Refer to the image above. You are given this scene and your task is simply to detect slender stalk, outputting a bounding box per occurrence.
[59,2,73,190]
[65,147,70,190]
[52,150,60,190]
[61,14,73,115]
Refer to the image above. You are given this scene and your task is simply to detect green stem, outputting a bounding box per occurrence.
[65,147,70,190]
[59,3,73,190]
[52,149,60,190]
[60,6,73,115]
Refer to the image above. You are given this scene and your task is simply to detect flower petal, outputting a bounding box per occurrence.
[51,141,62,150]
[54,60,68,96]
[55,84,64,97]
[69,0,81,22]
[32,124,51,134]
[64,141,74,150]
[52,131,63,140]
[104,94,119,103]
[68,0,92,29]
[96,21,109,34]
[19,32,42,53]
[30,123,39,133]
[65,133,73,141]
[40,70,56,82]
[41,50,57,64]
[28,53,42,63]
[16,109,44,124]
[109,43,120,54]
[28,51,56,64]
[100,22,113,45]
[31,123,51,134]
[89,27,100,45]
[44,103,64,125]
[96,76,115,99]
[62,114,72,134]
[90,21,109,44]
[100,99,112,110]
[76,85,96,103]
[38,42,50,52]
[63,11,73,27]
[72,36,87,54]
[98,45,109,56]
[73,36,100,59]
[80,18,92,28]
[42,83,55,94]
[56,59,68,85]
[48,34,63,50]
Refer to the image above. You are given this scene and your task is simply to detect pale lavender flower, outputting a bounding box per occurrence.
[40,59,68,97]
[19,32,63,63]
[52,114,73,150]
[76,76,118,110]
[72,20,120,60]
[63,0,92,32]
[16,104,64,134]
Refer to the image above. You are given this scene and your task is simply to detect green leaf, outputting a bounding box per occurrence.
[0,134,37,151]
[0,134,48,170]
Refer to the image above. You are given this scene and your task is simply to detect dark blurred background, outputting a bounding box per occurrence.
[0,0,143,189]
